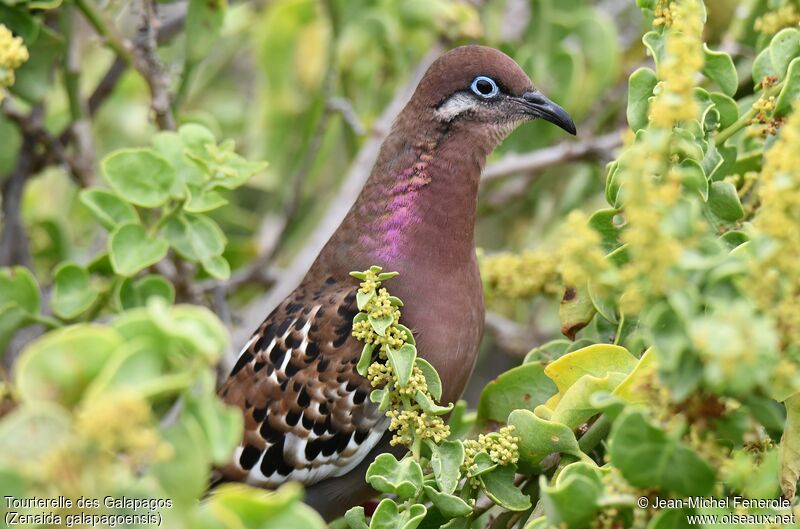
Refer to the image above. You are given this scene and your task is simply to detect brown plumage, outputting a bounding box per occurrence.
[217,45,575,519]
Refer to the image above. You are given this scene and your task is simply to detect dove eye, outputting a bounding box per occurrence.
[471,76,499,98]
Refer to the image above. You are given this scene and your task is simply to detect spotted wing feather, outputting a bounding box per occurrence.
[218,281,387,487]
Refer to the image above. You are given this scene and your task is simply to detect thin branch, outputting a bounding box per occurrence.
[87,56,127,116]
[0,134,37,268]
[481,130,623,183]
[62,6,96,185]
[484,311,547,358]
[134,0,175,131]
[74,0,175,130]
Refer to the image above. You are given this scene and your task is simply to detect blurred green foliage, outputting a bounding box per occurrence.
[2,0,800,528]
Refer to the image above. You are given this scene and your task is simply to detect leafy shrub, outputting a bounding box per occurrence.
[2,0,800,528]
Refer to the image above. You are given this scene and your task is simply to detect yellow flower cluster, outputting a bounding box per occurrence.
[386,408,449,446]
[649,0,704,128]
[480,250,560,299]
[749,94,785,137]
[755,4,800,36]
[614,0,705,314]
[0,24,29,99]
[76,393,169,463]
[366,288,396,318]
[351,266,450,448]
[463,425,520,471]
[749,103,800,347]
[653,0,675,27]
[366,362,427,397]
[352,319,407,354]
[618,157,683,314]
[557,211,608,287]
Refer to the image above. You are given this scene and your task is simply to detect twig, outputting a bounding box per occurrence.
[481,130,623,183]
[485,311,547,357]
[0,134,37,268]
[86,57,127,116]
[62,6,96,185]
[134,0,175,131]
[74,0,175,130]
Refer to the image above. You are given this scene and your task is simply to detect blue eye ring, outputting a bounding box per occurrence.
[471,76,499,98]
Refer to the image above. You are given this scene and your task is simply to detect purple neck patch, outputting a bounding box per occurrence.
[362,166,432,261]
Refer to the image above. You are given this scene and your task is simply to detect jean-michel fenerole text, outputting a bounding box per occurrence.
[651,496,791,510]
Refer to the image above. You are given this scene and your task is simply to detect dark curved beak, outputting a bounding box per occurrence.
[519,90,577,135]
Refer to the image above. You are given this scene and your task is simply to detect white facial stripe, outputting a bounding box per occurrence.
[434,93,478,121]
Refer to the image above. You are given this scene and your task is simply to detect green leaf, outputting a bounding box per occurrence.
[11,24,63,103]
[102,149,177,208]
[117,275,175,310]
[780,393,800,498]
[196,482,326,528]
[344,507,369,529]
[540,463,603,528]
[429,440,464,494]
[559,285,596,340]
[588,208,621,253]
[775,57,800,117]
[508,409,582,469]
[447,400,476,439]
[369,499,401,529]
[0,305,32,355]
[51,262,97,319]
[186,388,243,464]
[0,265,40,314]
[366,454,424,500]
[707,181,744,221]
[415,358,442,401]
[185,0,227,64]
[550,372,627,429]
[395,323,416,345]
[467,451,497,477]
[368,313,393,336]
[356,343,376,376]
[0,403,72,467]
[202,255,231,280]
[642,31,665,69]
[477,362,557,426]
[377,271,399,281]
[109,222,169,276]
[152,415,210,507]
[544,344,638,395]
[708,92,738,129]
[356,289,375,310]
[164,212,227,262]
[702,45,737,96]
[415,391,453,416]
[387,343,416,387]
[423,486,472,518]
[769,28,800,78]
[752,47,778,84]
[479,464,531,511]
[609,410,715,496]
[185,186,228,213]
[626,67,657,131]
[79,188,139,230]
[679,158,708,200]
[369,500,425,529]
[14,324,119,407]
